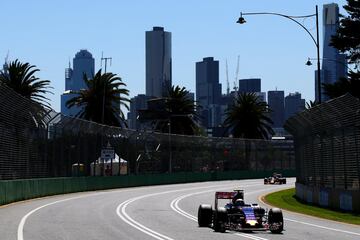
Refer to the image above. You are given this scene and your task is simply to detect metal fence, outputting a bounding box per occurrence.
[0,83,295,180]
[285,94,360,191]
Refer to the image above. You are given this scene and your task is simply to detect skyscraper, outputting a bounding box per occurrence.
[268,90,285,128]
[127,94,152,130]
[317,3,347,102]
[285,92,305,120]
[196,57,221,107]
[61,49,95,117]
[146,27,172,98]
[238,78,261,93]
[196,57,222,128]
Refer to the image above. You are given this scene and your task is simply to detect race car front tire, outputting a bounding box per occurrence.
[198,204,212,227]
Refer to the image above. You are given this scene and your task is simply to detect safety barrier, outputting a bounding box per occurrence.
[295,182,360,213]
[0,170,295,206]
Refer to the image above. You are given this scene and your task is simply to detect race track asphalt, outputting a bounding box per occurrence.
[0,178,359,240]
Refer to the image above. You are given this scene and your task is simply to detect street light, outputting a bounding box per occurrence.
[168,121,172,173]
[306,57,350,71]
[237,6,321,103]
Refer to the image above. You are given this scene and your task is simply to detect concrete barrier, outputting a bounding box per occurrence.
[0,170,295,206]
[295,182,360,213]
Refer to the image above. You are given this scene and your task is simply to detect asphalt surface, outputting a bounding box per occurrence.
[0,178,359,240]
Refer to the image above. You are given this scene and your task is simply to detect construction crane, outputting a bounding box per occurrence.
[226,59,230,95]
[233,55,240,92]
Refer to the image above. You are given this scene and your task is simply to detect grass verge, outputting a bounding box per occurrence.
[263,188,360,225]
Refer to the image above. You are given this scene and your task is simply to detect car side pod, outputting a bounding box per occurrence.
[198,204,213,227]
[268,208,284,234]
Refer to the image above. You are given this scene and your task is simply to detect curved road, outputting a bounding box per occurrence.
[0,178,359,240]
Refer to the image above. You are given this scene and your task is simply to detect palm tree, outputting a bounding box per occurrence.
[0,59,52,108]
[66,69,130,127]
[305,100,318,109]
[224,92,274,139]
[154,85,200,135]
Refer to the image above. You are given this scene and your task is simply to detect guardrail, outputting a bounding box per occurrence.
[0,170,295,206]
[296,182,360,213]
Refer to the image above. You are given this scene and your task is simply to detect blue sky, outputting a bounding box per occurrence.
[1,0,347,112]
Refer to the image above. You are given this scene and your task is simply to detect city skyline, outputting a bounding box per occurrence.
[61,49,95,116]
[1,0,348,113]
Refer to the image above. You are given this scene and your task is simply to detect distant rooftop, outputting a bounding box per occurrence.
[75,49,93,58]
[153,26,164,31]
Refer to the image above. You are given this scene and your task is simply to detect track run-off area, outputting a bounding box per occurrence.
[0,178,359,240]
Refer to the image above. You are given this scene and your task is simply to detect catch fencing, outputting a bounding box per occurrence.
[285,94,360,212]
[285,94,360,191]
[0,83,295,180]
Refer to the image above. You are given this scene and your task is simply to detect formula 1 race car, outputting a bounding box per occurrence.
[197,190,283,233]
[264,173,286,184]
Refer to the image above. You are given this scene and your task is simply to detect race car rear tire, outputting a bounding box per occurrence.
[268,208,283,233]
[213,207,227,233]
[198,204,212,227]
[283,178,287,184]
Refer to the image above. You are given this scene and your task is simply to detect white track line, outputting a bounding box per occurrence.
[257,193,360,237]
[171,188,271,240]
[117,198,174,240]
[284,218,360,236]
[116,183,262,240]
[17,193,105,240]
[16,179,263,240]
[17,180,260,240]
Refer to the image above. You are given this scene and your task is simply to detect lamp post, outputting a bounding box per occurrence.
[237,6,321,103]
[100,53,112,125]
[168,120,172,173]
[306,57,350,71]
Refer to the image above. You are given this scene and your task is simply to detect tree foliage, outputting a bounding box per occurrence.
[323,71,360,99]
[305,100,318,109]
[153,85,201,135]
[325,0,360,100]
[0,59,52,108]
[66,69,130,127]
[223,92,274,139]
[331,0,360,69]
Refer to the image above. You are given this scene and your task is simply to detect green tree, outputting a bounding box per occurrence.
[305,100,318,109]
[224,92,274,139]
[153,85,201,135]
[66,69,130,127]
[325,0,360,99]
[331,0,360,68]
[323,71,360,99]
[0,59,52,108]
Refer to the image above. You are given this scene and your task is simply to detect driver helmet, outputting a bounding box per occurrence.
[234,198,245,207]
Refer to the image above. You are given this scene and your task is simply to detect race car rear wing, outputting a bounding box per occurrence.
[215,191,236,199]
[215,190,244,199]
[215,190,244,209]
